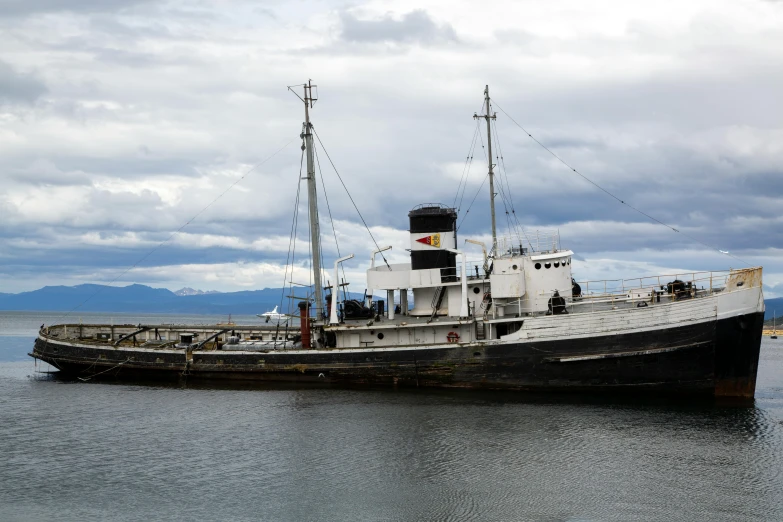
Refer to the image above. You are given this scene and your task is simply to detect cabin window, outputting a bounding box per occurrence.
[545,262,551,269]
[512,264,518,270]
[473,287,481,294]
[535,263,541,270]
[554,262,560,268]
[377,332,385,340]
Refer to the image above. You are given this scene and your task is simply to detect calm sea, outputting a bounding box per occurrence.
[1,310,782,521]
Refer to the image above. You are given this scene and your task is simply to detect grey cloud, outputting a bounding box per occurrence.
[86,14,174,39]
[0,0,781,294]
[0,0,153,17]
[494,29,536,47]
[0,61,47,104]
[6,161,91,187]
[340,9,458,45]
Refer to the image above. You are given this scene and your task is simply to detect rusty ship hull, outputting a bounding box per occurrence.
[31,309,764,397]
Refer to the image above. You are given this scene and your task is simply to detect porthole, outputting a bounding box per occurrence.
[567,259,571,265]
[377,332,385,339]
[512,264,518,270]
[535,263,541,270]
[545,262,551,269]
[554,262,560,268]
[473,287,481,294]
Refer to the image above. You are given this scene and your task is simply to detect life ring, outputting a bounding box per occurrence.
[446,331,460,343]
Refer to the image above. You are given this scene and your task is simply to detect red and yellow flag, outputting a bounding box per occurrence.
[415,233,441,248]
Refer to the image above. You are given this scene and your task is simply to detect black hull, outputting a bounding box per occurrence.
[31,311,765,397]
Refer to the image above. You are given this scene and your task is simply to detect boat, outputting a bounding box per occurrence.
[257,306,292,326]
[31,82,765,397]
[772,311,778,339]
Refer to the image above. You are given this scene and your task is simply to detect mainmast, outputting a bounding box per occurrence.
[301,80,324,320]
[474,85,498,252]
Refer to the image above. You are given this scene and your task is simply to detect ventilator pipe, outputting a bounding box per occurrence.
[446,248,469,318]
[298,301,310,348]
[330,254,354,325]
[387,289,395,320]
[368,246,392,307]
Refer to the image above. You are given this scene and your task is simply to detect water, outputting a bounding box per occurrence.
[2,311,782,521]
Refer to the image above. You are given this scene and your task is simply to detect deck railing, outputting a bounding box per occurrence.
[494,230,562,257]
[573,269,738,298]
[494,267,761,317]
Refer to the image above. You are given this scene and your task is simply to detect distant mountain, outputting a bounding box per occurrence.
[1,283,778,317]
[0,284,291,314]
[0,284,366,315]
[174,287,220,296]
[765,298,783,320]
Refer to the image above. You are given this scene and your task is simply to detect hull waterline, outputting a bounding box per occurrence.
[31,311,764,398]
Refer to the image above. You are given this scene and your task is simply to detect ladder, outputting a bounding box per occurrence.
[429,286,445,322]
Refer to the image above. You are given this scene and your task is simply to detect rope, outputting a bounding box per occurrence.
[491,99,752,267]
[312,127,391,270]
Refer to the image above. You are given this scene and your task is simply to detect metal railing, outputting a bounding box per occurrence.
[573,269,738,298]
[439,259,492,281]
[495,230,561,257]
[494,267,761,317]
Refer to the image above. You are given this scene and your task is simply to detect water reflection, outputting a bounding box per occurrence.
[1,338,782,521]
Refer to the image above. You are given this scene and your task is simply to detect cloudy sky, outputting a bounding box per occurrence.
[1,0,782,297]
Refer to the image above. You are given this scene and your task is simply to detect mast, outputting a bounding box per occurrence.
[302,80,324,320]
[474,85,498,251]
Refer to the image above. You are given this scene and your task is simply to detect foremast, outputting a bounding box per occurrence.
[474,85,498,252]
[301,81,324,321]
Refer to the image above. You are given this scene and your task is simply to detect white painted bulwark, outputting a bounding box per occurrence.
[409,268,443,288]
[366,263,411,290]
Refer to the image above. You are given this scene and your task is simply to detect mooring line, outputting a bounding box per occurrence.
[77,358,132,382]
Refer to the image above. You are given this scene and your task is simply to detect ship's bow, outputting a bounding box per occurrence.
[714,267,765,398]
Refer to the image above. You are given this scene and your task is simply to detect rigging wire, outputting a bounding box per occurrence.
[492,117,523,232]
[491,116,532,249]
[455,101,494,219]
[314,142,349,302]
[51,139,296,324]
[457,129,479,214]
[312,126,392,270]
[476,121,516,240]
[491,99,752,267]
[484,124,514,239]
[275,147,305,347]
[453,119,481,211]
[456,172,490,233]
